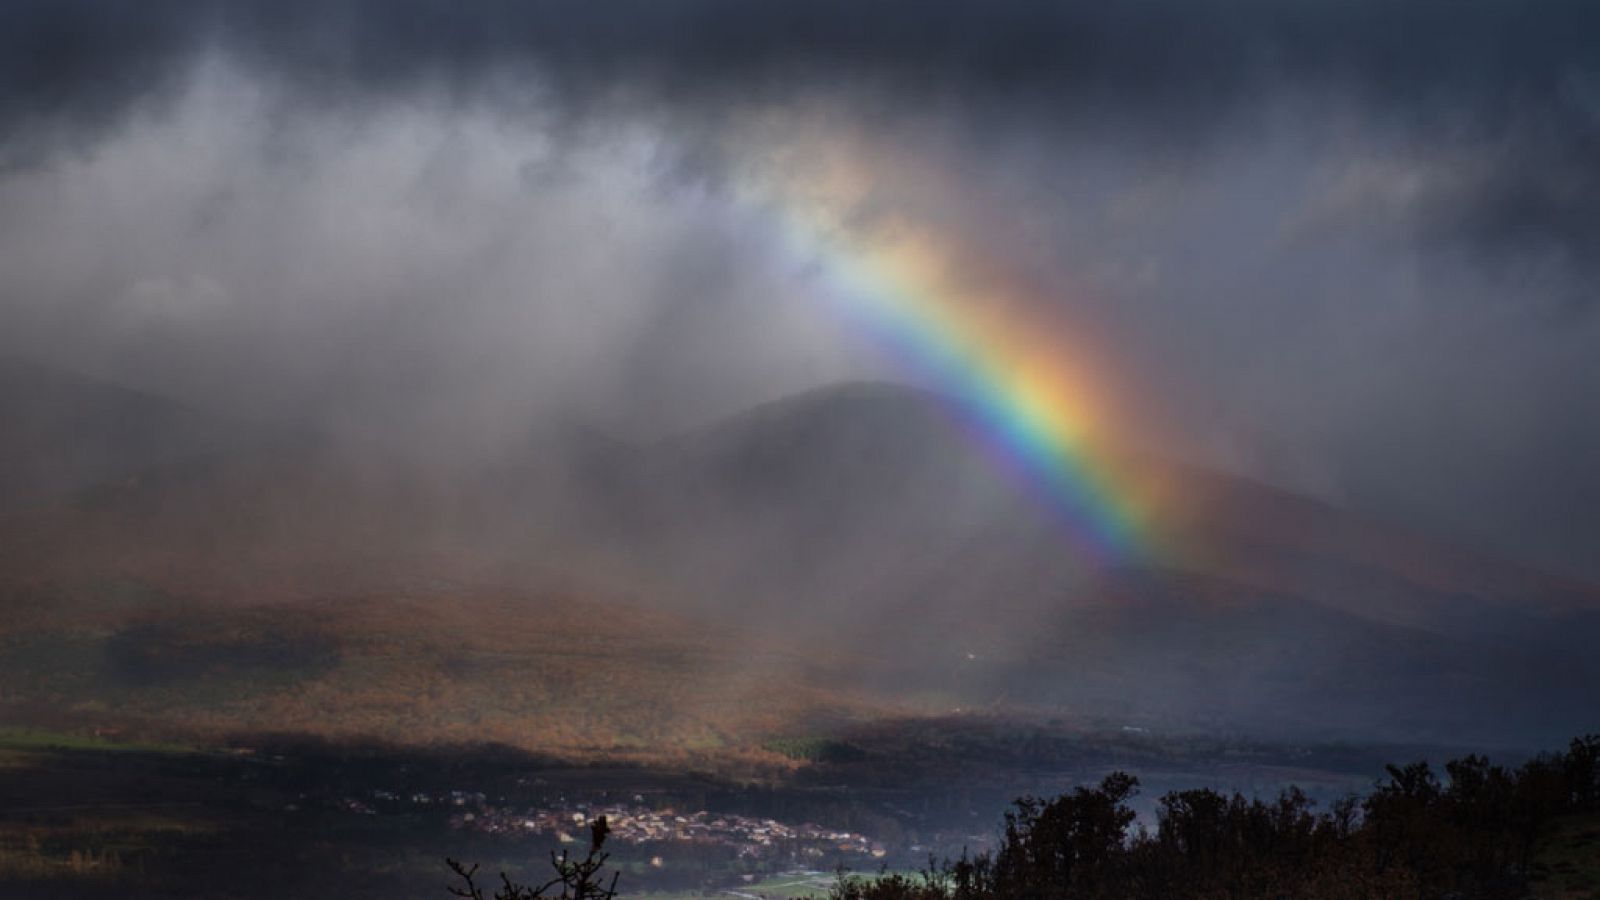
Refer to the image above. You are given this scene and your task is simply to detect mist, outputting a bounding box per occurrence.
[3,1,1597,581]
[0,0,1598,759]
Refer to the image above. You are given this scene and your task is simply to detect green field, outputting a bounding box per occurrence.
[0,727,197,765]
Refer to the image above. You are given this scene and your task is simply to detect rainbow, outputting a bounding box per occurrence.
[751,181,1153,564]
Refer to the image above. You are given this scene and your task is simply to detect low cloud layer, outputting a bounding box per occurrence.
[2,0,1598,578]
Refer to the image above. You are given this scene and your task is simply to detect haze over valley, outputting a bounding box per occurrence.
[4,371,1596,757]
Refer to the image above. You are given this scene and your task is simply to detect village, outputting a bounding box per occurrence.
[333,789,889,863]
[452,801,887,862]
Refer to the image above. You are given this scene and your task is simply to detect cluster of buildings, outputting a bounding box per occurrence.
[443,800,887,860]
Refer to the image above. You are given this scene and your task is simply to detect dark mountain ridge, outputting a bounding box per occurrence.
[575,381,1600,745]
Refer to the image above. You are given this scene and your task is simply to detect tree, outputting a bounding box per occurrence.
[446,816,618,900]
[989,772,1139,899]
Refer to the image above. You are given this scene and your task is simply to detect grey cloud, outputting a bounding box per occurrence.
[4,1,1597,138]
[7,1,1600,280]
[3,1,1600,581]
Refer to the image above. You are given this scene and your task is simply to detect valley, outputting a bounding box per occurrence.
[1,370,1596,897]
[0,723,1413,898]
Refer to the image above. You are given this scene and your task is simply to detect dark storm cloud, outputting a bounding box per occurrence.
[8,1,1597,117]
[0,1,198,168]
[6,0,1600,281]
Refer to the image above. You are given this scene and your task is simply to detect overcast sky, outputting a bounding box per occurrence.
[3,0,1598,579]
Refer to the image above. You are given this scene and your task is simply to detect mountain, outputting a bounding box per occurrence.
[578,381,1600,745]
[0,378,1595,751]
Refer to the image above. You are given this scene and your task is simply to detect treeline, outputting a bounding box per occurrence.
[828,735,1600,900]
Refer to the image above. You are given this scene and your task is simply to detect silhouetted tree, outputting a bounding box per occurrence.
[446,815,617,900]
[988,772,1138,899]
[830,734,1600,900]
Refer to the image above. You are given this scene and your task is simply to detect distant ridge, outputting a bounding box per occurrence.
[648,379,1600,615]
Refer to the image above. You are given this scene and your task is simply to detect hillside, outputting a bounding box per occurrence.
[0,376,1596,753]
[589,382,1600,745]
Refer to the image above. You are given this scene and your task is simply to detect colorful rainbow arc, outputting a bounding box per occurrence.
[761,195,1151,563]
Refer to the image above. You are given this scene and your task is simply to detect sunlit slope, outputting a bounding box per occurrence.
[0,584,888,760]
